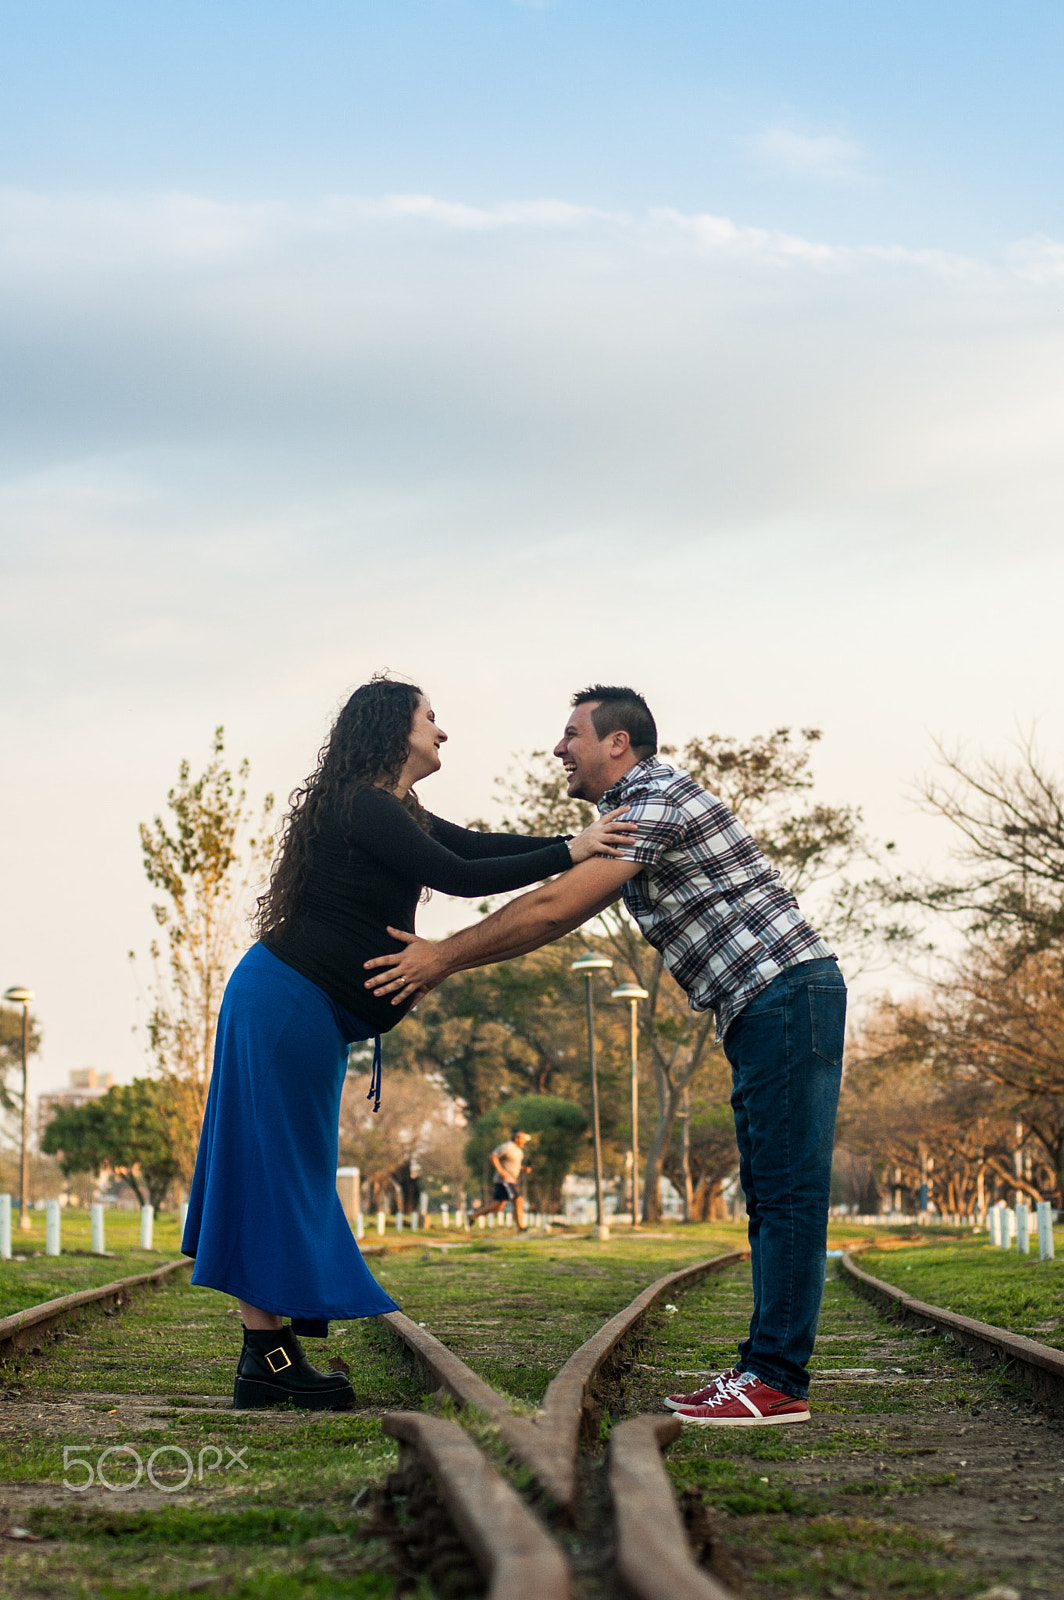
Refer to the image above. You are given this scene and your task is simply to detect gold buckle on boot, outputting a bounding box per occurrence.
[265,1346,293,1373]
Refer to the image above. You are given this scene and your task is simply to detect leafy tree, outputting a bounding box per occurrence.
[464,1094,588,1213]
[0,1004,42,1113]
[133,729,273,1184]
[380,939,618,1117]
[41,1079,183,1209]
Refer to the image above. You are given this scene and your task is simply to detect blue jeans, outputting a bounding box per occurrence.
[723,957,846,1398]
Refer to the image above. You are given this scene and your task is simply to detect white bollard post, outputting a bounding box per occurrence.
[395,1211,403,1233]
[410,1209,418,1232]
[1037,1201,1055,1261]
[140,1204,154,1250]
[91,1203,106,1255]
[0,1194,11,1260]
[1016,1202,1029,1255]
[420,1193,429,1221]
[478,1214,486,1230]
[355,1212,364,1240]
[46,1200,61,1256]
[488,1212,495,1228]
[178,1201,188,1240]
[376,1210,386,1236]
[441,1205,450,1229]
[335,1167,361,1229]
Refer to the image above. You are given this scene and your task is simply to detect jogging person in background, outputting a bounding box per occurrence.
[366,685,847,1427]
[470,1129,531,1229]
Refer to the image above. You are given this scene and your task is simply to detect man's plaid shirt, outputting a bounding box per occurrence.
[599,758,834,1039]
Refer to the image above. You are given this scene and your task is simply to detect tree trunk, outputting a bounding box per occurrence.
[642,1081,684,1222]
[680,1089,693,1221]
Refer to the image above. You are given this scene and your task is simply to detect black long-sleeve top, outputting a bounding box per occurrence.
[263,784,572,1034]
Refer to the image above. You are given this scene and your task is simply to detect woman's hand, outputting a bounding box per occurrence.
[567,806,638,864]
[365,928,449,1004]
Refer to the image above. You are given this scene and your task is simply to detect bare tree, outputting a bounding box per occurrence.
[894,732,1064,962]
[840,992,1059,1212]
[339,1067,466,1213]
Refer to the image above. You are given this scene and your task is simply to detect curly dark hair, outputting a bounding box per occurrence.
[255,675,430,940]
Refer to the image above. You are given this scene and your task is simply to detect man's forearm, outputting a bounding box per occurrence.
[436,878,622,977]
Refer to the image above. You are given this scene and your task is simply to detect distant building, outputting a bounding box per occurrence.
[38,1067,114,1138]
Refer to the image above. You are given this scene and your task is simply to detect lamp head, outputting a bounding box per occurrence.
[611,983,649,1002]
[3,987,33,1005]
[571,955,613,975]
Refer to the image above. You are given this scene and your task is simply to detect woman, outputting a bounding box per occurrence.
[182,675,632,1410]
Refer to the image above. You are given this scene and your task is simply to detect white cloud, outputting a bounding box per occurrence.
[749,125,867,183]
[649,207,842,267]
[1006,233,1064,284]
[0,186,985,287]
[3,182,1064,1092]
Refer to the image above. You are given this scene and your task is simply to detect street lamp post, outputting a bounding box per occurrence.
[611,982,648,1228]
[571,954,613,1240]
[3,987,35,1232]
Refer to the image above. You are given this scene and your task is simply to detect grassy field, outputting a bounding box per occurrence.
[0,1209,188,1319]
[859,1231,1064,1348]
[1,1219,1062,1597]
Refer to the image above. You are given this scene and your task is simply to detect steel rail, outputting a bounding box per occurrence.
[609,1415,735,1600]
[840,1250,1064,1414]
[384,1248,746,1509]
[384,1412,572,1600]
[0,1258,192,1362]
[383,1250,746,1600]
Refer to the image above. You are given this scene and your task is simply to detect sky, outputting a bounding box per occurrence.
[2,1,1063,1098]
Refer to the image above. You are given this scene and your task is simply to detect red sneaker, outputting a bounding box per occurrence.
[663,1368,740,1412]
[673,1372,809,1427]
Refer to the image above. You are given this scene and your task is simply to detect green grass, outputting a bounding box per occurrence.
[860,1232,1064,1346]
[4,1217,1056,1597]
[366,1221,747,1403]
[0,1209,188,1317]
[623,1252,1039,1598]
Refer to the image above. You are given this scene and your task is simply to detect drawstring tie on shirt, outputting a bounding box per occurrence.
[366,1035,383,1114]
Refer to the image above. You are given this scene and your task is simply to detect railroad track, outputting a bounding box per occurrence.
[378,1246,1064,1600]
[4,1245,1063,1597]
[0,1259,192,1364]
[381,1248,747,1600]
[839,1251,1064,1416]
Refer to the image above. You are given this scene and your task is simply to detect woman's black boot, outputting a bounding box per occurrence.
[233,1325,354,1411]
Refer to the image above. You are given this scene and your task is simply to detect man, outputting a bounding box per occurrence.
[471,1128,531,1229]
[366,686,847,1427]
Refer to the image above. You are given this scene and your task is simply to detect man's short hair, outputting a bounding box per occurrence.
[571,685,657,759]
[511,1128,527,1140]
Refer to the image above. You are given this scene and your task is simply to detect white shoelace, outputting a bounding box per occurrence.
[694,1370,760,1414]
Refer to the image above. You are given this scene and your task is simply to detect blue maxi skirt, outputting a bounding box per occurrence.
[182,942,398,1331]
